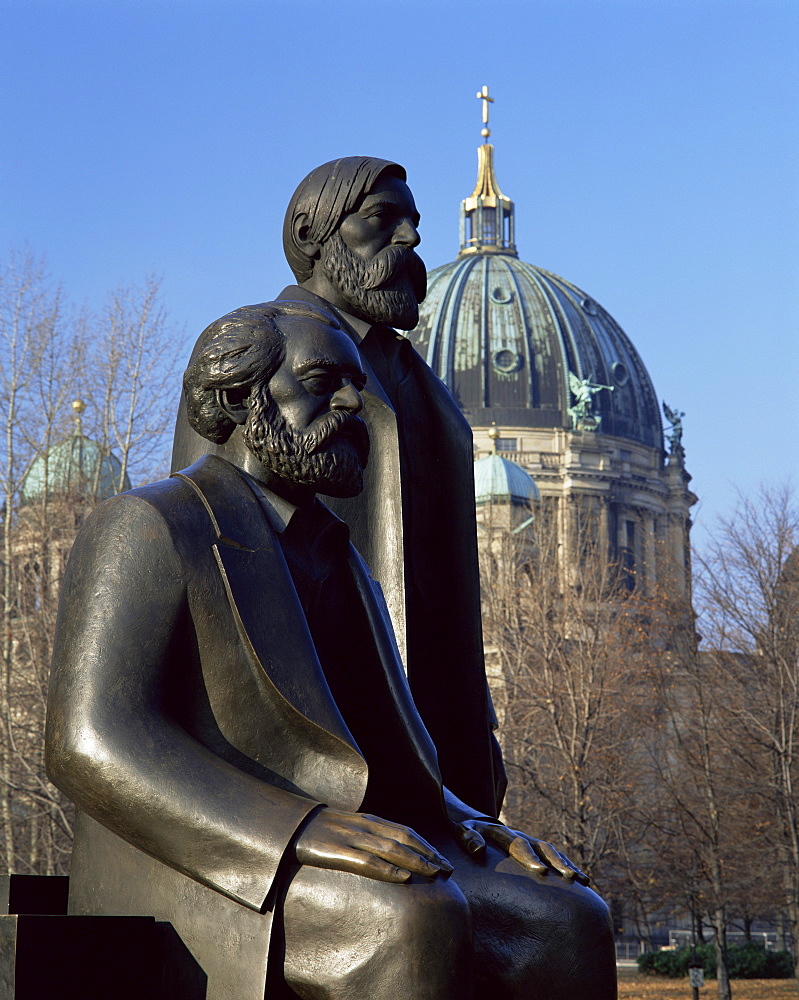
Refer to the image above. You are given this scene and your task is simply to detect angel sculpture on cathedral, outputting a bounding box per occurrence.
[568,371,614,430]
[662,401,686,455]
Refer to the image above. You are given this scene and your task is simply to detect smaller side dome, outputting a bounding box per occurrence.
[474,453,539,507]
[19,400,131,505]
[20,437,131,505]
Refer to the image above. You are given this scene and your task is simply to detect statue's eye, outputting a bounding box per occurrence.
[300,374,337,395]
[300,371,366,396]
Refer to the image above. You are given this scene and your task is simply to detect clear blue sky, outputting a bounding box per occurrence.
[2,0,797,547]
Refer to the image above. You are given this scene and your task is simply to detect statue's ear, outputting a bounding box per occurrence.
[216,387,250,426]
[292,211,321,260]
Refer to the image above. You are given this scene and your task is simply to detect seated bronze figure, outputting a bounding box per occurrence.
[46,158,617,1000]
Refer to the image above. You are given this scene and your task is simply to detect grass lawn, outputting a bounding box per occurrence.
[617,968,798,999]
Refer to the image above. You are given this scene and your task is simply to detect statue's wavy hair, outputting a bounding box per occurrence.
[183,300,341,444]
[283,156,406,283]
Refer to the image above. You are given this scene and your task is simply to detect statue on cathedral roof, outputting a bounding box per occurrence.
[568,372,614,431]
[663,401,686,455]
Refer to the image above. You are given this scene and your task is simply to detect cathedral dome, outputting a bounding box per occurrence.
[19,401,131,505]
[474,452,539,506]
[410,141,663,450]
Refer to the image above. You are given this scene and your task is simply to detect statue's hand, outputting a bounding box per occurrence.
[453,819,589,885]
[294,807,454,883]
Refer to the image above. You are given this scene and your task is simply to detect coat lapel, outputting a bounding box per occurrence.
[348,547,443,793]
[172,456,366,781]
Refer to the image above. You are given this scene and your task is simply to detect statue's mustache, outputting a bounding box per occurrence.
[359,244,426,297]
[304,410,370,465]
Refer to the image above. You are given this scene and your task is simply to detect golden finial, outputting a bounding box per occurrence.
[72,398,86,435]
[476,85,494,141]
[460,85,516,257]
[487,423,500,454]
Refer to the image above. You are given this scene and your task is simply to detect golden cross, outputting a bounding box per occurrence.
[476,85,494,128]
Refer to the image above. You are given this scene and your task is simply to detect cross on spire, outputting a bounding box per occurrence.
[476,85,494,140]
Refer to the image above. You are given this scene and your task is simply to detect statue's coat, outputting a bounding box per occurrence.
[46,455,447,998]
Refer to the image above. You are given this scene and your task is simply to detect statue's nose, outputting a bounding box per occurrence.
[392,217,420,248]
[331,381,363,414]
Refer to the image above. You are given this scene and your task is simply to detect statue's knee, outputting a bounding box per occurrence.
[322,872,471,951]
[563,883,613,939]
[285,866,470,942]
[547,883,616,989]
[470,876,615,999]
[387,874,471,944]
[283,870,473,999]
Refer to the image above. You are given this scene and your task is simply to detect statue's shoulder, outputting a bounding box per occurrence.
[107,469,204,525]
[61,457,264,606]
[72,458,238,562]
[69,474,203,561]
[56,478,198,600]
[103,454,248,522]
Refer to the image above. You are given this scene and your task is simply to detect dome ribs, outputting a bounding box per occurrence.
[409,256,663,449]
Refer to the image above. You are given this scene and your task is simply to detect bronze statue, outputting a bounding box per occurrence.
[662,400,685,454]
[172,157,504,819]
[47,162,618,999]
[568,372,614,431]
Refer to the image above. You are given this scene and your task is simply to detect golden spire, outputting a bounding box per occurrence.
[465,145,509,208]
[488,423,500,454]
[459,86,517,257]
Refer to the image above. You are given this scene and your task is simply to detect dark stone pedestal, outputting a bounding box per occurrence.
[0,874,69,916]
[0,875,206,999]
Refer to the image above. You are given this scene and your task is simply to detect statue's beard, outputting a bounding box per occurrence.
[320,231,427,330]
[243,389,370,498]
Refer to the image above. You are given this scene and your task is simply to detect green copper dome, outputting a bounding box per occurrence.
[474,453,539,506]
[20,419,131,506]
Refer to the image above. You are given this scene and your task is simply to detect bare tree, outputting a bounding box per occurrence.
[695,485,799,988]
[621,486,799,998]
[480,498,655,879]
[643,640,740,999]
[0,250,185,874]
[476,480,796,994]
[84,274,182,488]
[0,250,76,872]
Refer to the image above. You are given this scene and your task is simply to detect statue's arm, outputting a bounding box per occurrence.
[45,494,320,912]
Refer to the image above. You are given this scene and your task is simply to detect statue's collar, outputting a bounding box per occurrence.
[248,478,298,535]
[334,307,371,342]
[234,464,350,551]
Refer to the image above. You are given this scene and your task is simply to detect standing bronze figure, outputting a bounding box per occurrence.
[174,158,505,820]
[47,161,618,999]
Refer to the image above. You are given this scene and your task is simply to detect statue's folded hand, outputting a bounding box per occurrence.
[293,807,455,883]
[453,818,590,885]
